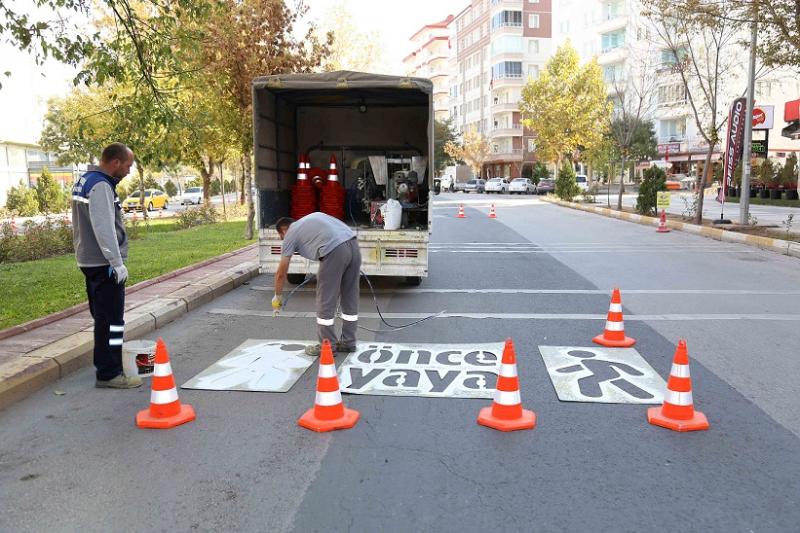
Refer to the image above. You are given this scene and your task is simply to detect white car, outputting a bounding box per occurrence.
[509,178,535,194]
[181,186,203,205]
[439,175,455,192]
[485,177,509,194]
[575,175,589,192]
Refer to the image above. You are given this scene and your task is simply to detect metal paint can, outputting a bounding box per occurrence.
[122,339,156,378]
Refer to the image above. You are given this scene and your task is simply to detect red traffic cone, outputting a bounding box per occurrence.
[656,209,670,233]
[298,340,360,432]
[456,204,466,218]
[477,339,536,432]
[488,204,497,218]
[648,340,709,432]
[136,338,196,429]
[593,288,636,347]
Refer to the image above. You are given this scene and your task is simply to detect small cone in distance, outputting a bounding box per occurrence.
[593,288,636,347]
[657,209,670,233]
[488,204,497,218]
[648,340,709,432]
[456,204,466,218]
[298,340,360,432]
[136,338,195,429]
[477,339,536,432]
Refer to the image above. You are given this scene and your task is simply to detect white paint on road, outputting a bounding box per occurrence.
[249,286,800,295]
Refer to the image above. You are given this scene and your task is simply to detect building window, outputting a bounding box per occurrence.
[528,39,539,54]
[492,61,523,79]
[491,11,523,30]
[603,63,624,83]
[491,35,523,55]
[656,83,687,105]
[756,80,774,98]
[528,14,540,29]
[528,139,535,152]
[528,0,540,3]
[527,64,539,79]
[601,30,625,52]
[603,1,623,20]
[659,119,686,141]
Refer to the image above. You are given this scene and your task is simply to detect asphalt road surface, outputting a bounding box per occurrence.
[2,192,799,532]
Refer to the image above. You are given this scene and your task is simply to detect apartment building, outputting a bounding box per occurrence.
[1,140,77,207]
[403,16,455,121]
[445,0,553,179]
[556,0,800,181]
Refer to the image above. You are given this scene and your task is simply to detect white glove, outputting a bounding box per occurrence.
[112,264,128,284]
[271,294,282,315]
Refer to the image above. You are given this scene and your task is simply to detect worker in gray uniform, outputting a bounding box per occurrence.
[272,212,361,357]
[71,143,141,388]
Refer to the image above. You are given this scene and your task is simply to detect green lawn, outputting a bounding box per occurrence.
[724,195,800,207]
[0,220,253,330]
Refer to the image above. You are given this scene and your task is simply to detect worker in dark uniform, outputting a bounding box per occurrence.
[71,143,140,388]
[272,212,361,357]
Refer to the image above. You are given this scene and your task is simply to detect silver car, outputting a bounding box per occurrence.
[463,179,485,193]
[509,178,535,194]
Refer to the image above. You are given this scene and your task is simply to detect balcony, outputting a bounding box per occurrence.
[598,46,628,65]
[491,76,524,89]
[487,148,524,162]
[490,50,524,63]
[492,101,519,113]
[491,125,523,137]
[596,15,628,35]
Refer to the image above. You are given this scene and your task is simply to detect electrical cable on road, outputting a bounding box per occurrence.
[277,271,445,332]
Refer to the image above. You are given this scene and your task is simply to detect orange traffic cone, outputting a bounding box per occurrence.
[488,204,497,218]
[456,204,466,218]
[298,340,360,432]
[477,339,536,432]
[593,288,636,347]
[136,338,196,429]
[648,340,709,432]
[656,209,670,233]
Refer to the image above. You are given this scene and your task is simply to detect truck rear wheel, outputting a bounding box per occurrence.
[405,276,422,286]
[287,274,307,285]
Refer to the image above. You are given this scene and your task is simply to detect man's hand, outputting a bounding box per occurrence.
[271,294,282,314]
[112,264,128,285]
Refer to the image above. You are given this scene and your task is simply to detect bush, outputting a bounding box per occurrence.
[636,166,667,216]
[5,181,40,216]
[555,162,580,201]
[0,217,73,263]
[35,167,69,214]
[582,184,599,203]
[177,204,218,229]
[164,179,178,197]
[210,179,221,196]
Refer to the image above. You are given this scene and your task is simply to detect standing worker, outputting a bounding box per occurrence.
[71,143,140,388]
[272,212,361,356]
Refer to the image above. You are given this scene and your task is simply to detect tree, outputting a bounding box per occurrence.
[444,130,492,178]
[434,118,459,174]
[143,176,163,191]
[644,0,746,224]
[317,0,385,72]
[164,179,178,197]
[35,167,68,214]
[5,181,40,216]
[636,166,667,216]
[200,0,331,239]
[519,42,611,167]
[555,162,580,201]
[529,161,550,185]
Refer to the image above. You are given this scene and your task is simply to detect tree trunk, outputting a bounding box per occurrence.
[695,148,713,225]
[200,159,215,205]
[219,162,227,219]
[137,165,148,221]
[244,150,254,240]
[616,156,627,210]
[239,153,246,205]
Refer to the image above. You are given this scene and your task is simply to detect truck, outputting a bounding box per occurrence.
[252,71,434,286]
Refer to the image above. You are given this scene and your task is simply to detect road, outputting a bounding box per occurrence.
[2,192,799,532]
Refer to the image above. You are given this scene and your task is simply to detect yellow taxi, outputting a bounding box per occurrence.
[121,189,169,212]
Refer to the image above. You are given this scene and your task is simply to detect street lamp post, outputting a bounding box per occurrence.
[739,1,758,225]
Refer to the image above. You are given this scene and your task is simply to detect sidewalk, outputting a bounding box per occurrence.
[0,243,260,410]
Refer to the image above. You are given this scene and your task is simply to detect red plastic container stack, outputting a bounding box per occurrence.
[290,154,317,219]
[319,154,345,220]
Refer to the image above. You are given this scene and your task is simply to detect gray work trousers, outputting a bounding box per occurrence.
[316,238,361,346]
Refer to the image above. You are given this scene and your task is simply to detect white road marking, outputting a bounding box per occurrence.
[249,286,800,295]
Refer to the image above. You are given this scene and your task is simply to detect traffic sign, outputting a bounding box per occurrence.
[657,191,671,208]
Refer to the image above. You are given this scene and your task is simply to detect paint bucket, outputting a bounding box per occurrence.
[122,339,156,378]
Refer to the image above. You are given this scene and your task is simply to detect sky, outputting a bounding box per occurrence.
[0,0,467,145]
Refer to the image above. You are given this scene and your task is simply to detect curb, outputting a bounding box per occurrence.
[0,243,258,341]
[0,256,261,411]
[541,196,800,259]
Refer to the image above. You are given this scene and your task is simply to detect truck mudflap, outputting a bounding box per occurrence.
[258,228,429,278]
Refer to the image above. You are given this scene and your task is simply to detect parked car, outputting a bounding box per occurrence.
[575,174,589,191]
[181,186,203,205]
[122,189,168,212]
[439,175,455,192]
[485,177,509,194]
[535,179,555,195]
[509,178,535,194]
[463,179,486,193]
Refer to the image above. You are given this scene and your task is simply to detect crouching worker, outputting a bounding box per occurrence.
[272,212,361,357]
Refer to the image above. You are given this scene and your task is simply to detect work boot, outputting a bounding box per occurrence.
[334,341,357,354]
[95,374,142,389]
[304,344,321,357]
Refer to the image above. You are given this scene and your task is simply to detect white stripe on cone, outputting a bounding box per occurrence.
[151,388,179,405]
[670,364,690,378]
[494,389,521,405]
[499,364,517,377]
[153,362,173,377]
[664,389,693,406]
[605,321,624,331]
[318,364,337,378]
[315,390,343,406]
[609,303,622,312]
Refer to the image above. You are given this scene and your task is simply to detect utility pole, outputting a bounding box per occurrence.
[739,0,758,225]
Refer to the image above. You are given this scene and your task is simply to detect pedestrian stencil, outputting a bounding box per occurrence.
[538,346,666,404]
